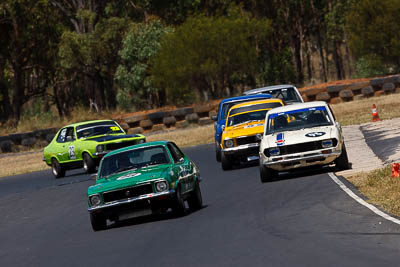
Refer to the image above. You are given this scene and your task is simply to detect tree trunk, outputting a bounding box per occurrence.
[333,41,345,80]
[11,63,24,126]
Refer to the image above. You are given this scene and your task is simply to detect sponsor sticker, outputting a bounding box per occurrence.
[305,132,326,137]
[275,133,285,146]
[117,173,141,180]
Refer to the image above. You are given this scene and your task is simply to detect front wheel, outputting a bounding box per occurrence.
[90,212,107,231]
[51,158,65,178]
[187,181,203,211]
[83,153,96,173]
[335,142,350,171]
[221,153,233,171]
[260,164,277,183]
[171,185,185,217]
[215,142,221,162]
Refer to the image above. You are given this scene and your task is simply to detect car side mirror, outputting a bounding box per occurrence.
[211,115,217,121]
[255,133,263,141]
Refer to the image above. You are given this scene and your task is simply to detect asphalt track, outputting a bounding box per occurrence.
[1,144,400,267]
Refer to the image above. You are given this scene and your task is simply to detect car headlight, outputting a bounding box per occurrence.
[155,181,168,192]
[138,138,145,144]
[96,145,105,153]
[321,139,333,148]
[224,139,234,148]
[269,147,280,156]
[89,195,101,207]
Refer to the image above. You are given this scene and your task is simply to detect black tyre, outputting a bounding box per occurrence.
[221,153,233,171]
[171,185,185,217]
[335,142,350,171]
[90,212,107,231]
[259,164,276,183]
[83,153,96,173]
[51,158,65,178]
[215,142,221,162]
[187,181,203,211]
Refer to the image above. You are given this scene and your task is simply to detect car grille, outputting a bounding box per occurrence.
[264,139,338,157]
[236,136,258,146]
[103,184,153,203]
[106,140,140,151]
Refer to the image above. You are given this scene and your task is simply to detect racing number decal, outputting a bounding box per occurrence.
[68,145,76,160]
[110,126,119,131]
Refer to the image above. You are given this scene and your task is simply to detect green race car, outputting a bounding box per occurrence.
[43,120,146,178]
[87,141,202,231]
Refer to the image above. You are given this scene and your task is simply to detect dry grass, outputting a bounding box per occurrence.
[146,125,214,147]
[0,152,47,177]
[348,166,400,216]
[331,93,400,126]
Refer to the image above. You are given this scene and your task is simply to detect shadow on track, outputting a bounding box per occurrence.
[107,205,208,230]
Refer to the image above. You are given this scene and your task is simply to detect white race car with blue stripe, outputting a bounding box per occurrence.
[258,101,349,183]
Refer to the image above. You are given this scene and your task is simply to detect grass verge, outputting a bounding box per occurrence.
[347,165,400,217]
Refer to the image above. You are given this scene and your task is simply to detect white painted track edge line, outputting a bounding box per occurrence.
[328,172,400,225]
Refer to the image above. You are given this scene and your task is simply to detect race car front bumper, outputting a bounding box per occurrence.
[260,148,342,171]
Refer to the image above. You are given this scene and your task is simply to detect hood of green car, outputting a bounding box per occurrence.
[88,164,171,195]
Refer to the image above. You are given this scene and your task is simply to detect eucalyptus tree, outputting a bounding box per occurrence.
[0,0,62,126]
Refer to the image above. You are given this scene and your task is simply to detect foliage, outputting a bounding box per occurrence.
[115,19,171,110]
[346,0,400,73]
[151,6,272,103]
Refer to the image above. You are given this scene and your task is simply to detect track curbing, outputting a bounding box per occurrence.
[328,172,400,225]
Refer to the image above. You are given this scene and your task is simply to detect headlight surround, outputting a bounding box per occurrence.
[321,139,333,148]
[96,145,105,153]
[89,195,101,207]
[138,138,146,144]
[269,147,280,156]
[155,181,168,192]
[224,139,234,148]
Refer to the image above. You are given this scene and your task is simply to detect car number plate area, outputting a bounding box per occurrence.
[119,209,152,220]
[247,155,259,161]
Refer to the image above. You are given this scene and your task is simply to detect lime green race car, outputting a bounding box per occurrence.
[43,120,146,178]
[87,141,202,231]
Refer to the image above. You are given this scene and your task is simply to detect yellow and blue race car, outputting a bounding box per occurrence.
[220,98,284,170]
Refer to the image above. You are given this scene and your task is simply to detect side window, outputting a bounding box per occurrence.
[56,128,67,143]
[168,143,184,163]
[65,127,75,141]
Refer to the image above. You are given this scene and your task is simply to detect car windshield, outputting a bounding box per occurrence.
[266,106,333,134]
[76,121,124,139]
[99,145,170,178]
[221,97,270,120]
[227,102,282,127]
[250,87,302,103]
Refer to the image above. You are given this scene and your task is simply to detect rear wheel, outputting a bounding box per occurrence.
[221,153,233,171]
[83,153,96,173]
[90,212,107,231]
[171,185,185,217]
[260,164,277,183]
[188,181,203,211]
[51,158,65,179]
[335,142,350,171]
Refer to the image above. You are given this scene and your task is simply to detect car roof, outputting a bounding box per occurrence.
[230,98,283,111]
[243,84,296,95]
[219,93,272,105]
[267,101,328,114]
[104,141,169,158]
[64,119,116,128]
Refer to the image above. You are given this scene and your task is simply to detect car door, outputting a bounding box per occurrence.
[167,143,194,194]
[56,127,77,163]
